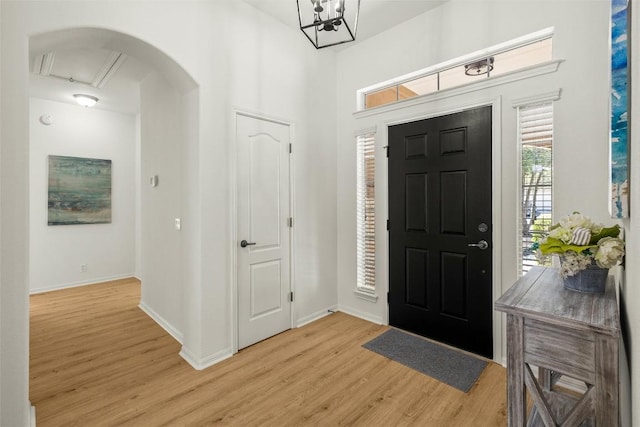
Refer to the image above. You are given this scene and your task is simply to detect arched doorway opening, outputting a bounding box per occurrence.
[27,26,200,420]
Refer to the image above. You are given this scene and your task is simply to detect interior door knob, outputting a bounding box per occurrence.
[240,240,256,248]
[468,240,489,250]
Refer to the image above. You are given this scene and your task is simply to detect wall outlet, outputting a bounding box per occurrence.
[80,264,87,273]
[175,218,181,231]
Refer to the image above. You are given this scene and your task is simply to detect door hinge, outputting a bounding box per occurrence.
[386,219,390,231]
[288,217,293,228]
[289,143,292,154]
[384,145,389,158]
[387,292,390,303]
[289,291,294,302]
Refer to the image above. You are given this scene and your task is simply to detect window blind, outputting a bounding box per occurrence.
[520,104,553,148]
[519,102,553,276]
[356,133,376,292]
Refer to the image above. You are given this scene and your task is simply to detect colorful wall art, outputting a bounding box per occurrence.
[610,0,629,218]
[48,155,112,225]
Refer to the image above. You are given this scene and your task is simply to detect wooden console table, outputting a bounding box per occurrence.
[495,267,620,426]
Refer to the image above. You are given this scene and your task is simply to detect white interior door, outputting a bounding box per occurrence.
[237,113,291,350]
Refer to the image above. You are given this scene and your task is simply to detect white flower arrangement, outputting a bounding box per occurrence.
[534,212,625,278]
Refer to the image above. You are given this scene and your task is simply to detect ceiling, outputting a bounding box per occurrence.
[29,29,159,114]
[29,1,446,113]
[29,27,198,115]
[30,48,151,114]
[242,0,447,49]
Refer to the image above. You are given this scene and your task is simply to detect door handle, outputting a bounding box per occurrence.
[468,240,489,250]
[240,240,256,248]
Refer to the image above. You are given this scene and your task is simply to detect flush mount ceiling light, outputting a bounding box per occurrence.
[297,0,361,49]
[73,94,99,108]
[464,57,495,76]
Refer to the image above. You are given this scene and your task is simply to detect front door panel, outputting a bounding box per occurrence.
[388,106,493,358]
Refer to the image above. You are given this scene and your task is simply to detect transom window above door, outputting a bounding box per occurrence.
[358,28,554,111]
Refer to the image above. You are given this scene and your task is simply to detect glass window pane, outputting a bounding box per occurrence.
[491,38,552,77]
[356,133,376,292]
[519,102,553,276]
[398,85,418,101]
[439,64,485,91]
[401,74,438,97]
[365,87,398,109]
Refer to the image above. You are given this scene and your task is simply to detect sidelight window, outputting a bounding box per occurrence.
[518,102,553,276]
[356,132,376,292]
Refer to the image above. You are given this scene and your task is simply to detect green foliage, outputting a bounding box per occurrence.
[538,225,620,255]
[589,225,620,244]
[530,214,552,243]
[522,146,552,175]
[538,237,596,255]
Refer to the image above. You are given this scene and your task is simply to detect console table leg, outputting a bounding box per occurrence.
[595,335,619,426]
[507,314,526,426]
[539,367,551,391]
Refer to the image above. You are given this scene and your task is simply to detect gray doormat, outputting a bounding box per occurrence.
[362,329,487,392]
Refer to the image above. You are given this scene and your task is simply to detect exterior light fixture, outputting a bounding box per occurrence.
[464,57,495,76]
[297,0,361,49]
[73,94,99,107]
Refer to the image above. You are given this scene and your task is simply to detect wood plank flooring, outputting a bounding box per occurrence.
[30,278,507,426]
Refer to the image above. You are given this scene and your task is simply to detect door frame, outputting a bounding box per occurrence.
[230,109,296,354]
[379,97,503,362]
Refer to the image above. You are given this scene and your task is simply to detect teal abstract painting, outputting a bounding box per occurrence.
[48,155,112,225]
[610,0,629,218]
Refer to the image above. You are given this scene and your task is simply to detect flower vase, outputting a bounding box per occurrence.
[561,259,609,293]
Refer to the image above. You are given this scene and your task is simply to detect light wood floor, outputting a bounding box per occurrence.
[30,278,507,426]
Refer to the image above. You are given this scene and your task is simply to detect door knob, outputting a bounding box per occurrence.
[468,240,489,250]
[240,240,256,248]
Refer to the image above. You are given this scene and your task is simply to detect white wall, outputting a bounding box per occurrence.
[1,2,338,424]
[621,1,640,425]
[223,2,338,328]
[135,114,142,278]
[29,98,137,293]
[336,0,633,423]
[138,70,184,340]
[336,0,612,323]
[1,1,637,427]
[0,0,29,420]
[0,1,4,421]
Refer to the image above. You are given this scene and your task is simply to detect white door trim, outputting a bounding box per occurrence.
[377,96,503,364]
[230,108,295,354]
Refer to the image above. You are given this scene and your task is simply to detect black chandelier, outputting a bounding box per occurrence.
[297,0,361,49]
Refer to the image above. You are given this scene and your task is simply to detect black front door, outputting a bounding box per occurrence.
[388,106,493,358]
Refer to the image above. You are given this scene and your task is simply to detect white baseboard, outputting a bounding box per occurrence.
[179,346,233,371]
[30,273,137,294]
[138,301,183,344]
[296,305,337,328]
[336,305,384,325]
[29,404,36,427]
